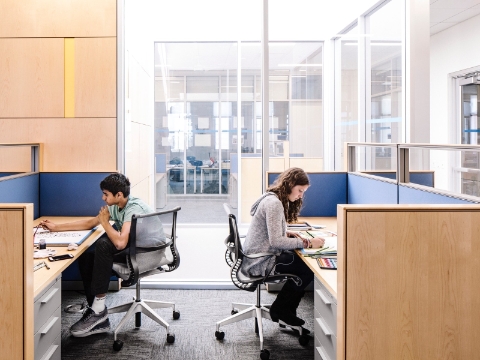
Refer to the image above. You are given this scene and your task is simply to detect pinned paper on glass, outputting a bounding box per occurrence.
[198,117,210,129]
[195,134,211,146]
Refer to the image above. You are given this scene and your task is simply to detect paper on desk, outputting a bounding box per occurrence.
[300,236,337,255]
[33,228,96,246]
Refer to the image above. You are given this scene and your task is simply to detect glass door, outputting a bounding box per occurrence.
[460,78,480,195]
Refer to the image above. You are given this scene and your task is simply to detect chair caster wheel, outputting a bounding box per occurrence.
[231,309,238,315]
[167,333,175,344]
[113,340,124,351]
[260,349,270,360]
[215,331,225,340]
[299,334,309,346]
[173,310,180,320]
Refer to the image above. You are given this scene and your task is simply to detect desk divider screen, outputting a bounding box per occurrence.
[347,173,398,204]
[364,171,434,187]
[268,172,347,216]
[39,172,112,216]
[398,184,478,204]
[0,173,40,219]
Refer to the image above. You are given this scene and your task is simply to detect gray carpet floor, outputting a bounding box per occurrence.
[61,289,315,360]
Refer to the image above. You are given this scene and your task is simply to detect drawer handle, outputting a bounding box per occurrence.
[42,344,59,360]
[316,317,332,336]
[41,316,59,335]
[41,288,59,304]
[316,289,331,305]
[316,346,332,360]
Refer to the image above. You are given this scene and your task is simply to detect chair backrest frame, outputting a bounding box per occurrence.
[128,206,181,285]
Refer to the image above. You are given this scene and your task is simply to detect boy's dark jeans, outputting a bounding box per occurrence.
[78,234,128,306]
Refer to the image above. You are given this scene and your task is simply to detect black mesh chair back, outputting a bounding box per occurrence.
[123,206,180,287]
[109,206,181,351]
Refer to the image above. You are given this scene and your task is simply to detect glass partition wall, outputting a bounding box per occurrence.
[154,41,323,209]
[334,0,404,171]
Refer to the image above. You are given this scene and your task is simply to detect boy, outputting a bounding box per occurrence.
[41,173,161,337]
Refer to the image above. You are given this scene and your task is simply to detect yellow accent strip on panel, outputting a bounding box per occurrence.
[64,38,75,117]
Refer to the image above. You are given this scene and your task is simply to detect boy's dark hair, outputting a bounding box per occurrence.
[100,173,130,197]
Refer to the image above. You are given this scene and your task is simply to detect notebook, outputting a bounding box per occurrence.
[33,227,97,247]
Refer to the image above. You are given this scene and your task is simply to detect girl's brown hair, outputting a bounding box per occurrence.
[267,167,309,223]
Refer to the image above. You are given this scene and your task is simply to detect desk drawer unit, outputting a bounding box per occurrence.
[314,276,337,360]
[34,276,61,360]
[34,307,61,360]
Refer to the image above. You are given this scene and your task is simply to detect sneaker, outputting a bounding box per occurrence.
[70,306,110,337]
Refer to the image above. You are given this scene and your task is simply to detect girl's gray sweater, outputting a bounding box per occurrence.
[242,192,303,276]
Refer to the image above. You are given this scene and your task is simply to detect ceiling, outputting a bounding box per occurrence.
[430,0,480,35]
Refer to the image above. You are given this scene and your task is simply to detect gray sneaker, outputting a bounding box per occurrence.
[70,306,110,337]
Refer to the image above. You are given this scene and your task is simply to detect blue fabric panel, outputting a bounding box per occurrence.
[155,154,166,173]
[366,172,396,180]
[410,173,434,187]
[40,173,111,216]
[0,172,20,177]
[366,172,434,187]
[348,173,397,204]
[0,173,40,219]
[398,185,477,204]
[267,172,347,216]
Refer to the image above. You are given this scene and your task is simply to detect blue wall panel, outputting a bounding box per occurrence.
[0,173,40,218]
[40,173,111,216]
[268,172,347,216]
[366,172,434,187]
[348,173,397,204]
[399,185,478,204]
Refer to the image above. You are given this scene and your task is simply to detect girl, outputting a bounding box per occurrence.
[242,167,325,326]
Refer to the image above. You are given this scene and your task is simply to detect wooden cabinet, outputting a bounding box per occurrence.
[336,205,480,360]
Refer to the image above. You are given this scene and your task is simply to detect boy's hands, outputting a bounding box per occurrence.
[97,206,110,226]
[40,219,57,231]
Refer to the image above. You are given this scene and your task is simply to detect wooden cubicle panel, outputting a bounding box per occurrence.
[0,38,64,118]
[0,204,33,360]
[338,205,480,360]
[74,37,116,118]
[0,147,31,172]
[0,118,116,172]
[0,0,116,37]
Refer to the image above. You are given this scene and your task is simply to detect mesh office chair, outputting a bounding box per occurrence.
[109,206,181,351]
[215,214,309,360]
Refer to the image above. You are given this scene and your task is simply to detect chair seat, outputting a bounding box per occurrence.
[112,246,174,282]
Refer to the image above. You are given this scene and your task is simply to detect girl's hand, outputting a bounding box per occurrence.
[310,237,326,248]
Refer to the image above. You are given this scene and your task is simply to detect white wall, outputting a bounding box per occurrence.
[430,13,480,190]
[430,13,480,144]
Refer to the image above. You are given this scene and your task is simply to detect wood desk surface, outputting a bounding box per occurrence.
[33,217,105,298]
[296,216,338,298]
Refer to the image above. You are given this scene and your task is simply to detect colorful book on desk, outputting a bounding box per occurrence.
[33,227,97,246]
